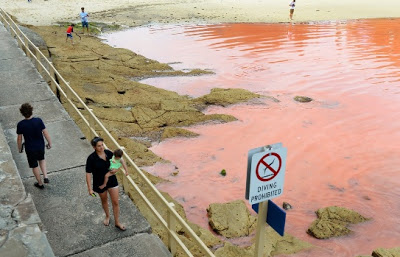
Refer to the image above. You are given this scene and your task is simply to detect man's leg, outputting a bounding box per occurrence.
[99,191,110,226]
[38,159,48,182]
[32,167,43,185]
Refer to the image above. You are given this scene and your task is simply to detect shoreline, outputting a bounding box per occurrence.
[2,0,400,28]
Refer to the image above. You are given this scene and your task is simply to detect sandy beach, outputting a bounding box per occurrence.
[2,0,400,27]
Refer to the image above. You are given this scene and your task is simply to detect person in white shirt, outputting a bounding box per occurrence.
[289,0,296,20]
[80,7,89,34]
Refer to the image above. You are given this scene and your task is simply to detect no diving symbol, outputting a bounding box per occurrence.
[256,153,282,182]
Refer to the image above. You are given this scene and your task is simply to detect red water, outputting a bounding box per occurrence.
[103,20,400,256]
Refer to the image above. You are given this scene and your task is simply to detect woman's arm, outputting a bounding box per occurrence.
[86,173,94,195]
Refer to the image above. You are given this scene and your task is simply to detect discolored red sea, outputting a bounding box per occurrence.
[103,19,400,256]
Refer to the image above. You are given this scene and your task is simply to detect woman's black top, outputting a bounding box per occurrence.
[86,149,118,193]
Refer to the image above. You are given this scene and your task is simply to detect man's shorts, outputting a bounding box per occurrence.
[81,21,89,28]
[67,33,73,38]
[26,150,45,168]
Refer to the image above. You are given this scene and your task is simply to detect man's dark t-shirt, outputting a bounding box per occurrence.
[86,149,118,192]
[16,117,45,151]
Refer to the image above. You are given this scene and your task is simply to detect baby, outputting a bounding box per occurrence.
[99,148,128,189]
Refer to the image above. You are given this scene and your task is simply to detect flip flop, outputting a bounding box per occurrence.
[115,225,126,231]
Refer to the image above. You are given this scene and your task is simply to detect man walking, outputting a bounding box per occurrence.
[80,7,89,34]
[17,103,52,189]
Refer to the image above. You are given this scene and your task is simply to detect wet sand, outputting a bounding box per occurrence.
[104,19,400,256]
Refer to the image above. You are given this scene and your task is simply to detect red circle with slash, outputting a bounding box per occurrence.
[256,153,282,182]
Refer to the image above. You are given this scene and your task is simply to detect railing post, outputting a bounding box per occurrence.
[35,47,42,73]
[65,84,73,114]
[16,32,23,49]
[167,202,177,255]
[24,37,30,58]
[9,23,14,37]
[49,63,56,93]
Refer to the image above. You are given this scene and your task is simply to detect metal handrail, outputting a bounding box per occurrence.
[0,8,214,257]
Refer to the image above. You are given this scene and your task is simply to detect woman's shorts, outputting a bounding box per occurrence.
[93,175,118,193]
[26,150,45,168]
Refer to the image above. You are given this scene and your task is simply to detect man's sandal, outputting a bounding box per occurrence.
[34,182,44,189]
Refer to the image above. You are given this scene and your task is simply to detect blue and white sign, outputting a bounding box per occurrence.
[252,200,286,236]
[246,143,287,205]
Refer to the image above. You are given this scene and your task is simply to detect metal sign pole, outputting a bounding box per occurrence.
[254,201,268,257]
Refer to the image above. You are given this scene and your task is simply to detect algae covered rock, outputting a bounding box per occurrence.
[294,96,313,103]
[307,206,370,239]
[215,242,253,257]
[196,88,261,107]
[207,200,256,238]
[161,127,199,141]
[372,247,400,257]
[214,226,312,257]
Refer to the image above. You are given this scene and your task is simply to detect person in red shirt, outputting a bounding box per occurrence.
[66,24,75,44]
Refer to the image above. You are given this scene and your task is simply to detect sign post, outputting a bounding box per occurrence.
[254,201,268,257]
[245,143,287,257]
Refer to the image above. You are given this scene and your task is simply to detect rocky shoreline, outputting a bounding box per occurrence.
[8,0,398,252]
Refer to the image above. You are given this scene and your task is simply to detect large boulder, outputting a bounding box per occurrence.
[195,88,261,108]
[207,200,257,238]
[307,206,370,239]
[214,226,312,257]
[372,247,400,257]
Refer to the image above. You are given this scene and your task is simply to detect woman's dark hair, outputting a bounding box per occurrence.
[20,103,33,118]
[114,149,123,158]
[91,137,104,147]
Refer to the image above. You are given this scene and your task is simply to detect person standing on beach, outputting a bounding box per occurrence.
[66,24,75,44]
[17,103,52,189]
[289,0,296,20]
[80,7,89,34]
[86,137,126,231]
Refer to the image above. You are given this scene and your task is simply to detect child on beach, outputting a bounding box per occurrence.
[99,149,128,189]
[66,24,76,44]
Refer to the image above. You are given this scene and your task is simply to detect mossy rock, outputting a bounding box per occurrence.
[294,96,313,103]
[372,247,400,257]
[207,200,256,238]
[196,88,261,107]
[161,127,199,141]
[307,206,370,239]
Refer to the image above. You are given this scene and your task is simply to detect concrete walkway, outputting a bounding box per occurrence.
[0,23,172,257]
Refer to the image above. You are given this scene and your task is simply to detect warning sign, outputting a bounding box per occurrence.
[256,153,282,182]
[246,144,287,205]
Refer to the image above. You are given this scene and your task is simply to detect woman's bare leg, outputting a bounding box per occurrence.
[109,187,125,230]
[99,191,110,226]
